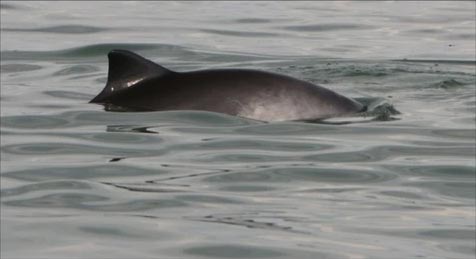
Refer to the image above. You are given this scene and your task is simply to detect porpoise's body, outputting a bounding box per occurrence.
[90,50,364,121]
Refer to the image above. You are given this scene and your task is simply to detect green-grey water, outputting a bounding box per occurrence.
[1,2,475,259]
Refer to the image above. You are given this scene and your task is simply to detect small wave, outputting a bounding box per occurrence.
[454,33,476,40]
[43,90,91,100]
[0,43,177,61]
[3,192,186,211]
[189,214,300,233]
[0,43,273,63]
[0,3,18,9]
[60,43,184,58]
[1,180,93,198]
[201,29,278,37]
[0,63,43,73]
[204,166,396,184]
[2,25,108,34]
[52,64,100,76]
[233,18,273,24]
[184,244,285,258]
[428,79,468,89]
[393,59,476,66]
[3,164,166,182]
[281,23,374,32]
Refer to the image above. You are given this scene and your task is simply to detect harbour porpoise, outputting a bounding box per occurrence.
[90,49,364,121]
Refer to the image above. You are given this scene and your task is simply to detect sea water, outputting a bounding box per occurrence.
[1,2,475,258]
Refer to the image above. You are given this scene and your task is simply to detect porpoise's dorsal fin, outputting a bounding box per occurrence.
[90,49,172,103]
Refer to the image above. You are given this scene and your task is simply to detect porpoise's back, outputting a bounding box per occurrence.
[90,50,364,121]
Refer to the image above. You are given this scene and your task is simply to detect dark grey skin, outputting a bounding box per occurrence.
[90,50,364,121]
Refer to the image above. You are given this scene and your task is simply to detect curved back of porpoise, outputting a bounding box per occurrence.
[90,49,364,121]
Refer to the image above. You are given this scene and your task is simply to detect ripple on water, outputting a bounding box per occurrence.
[203,167,395,184]
[83,131,163,145]
[0,63,43,73]
[233,18,273,24]
[394,165,476,180]
[180,138,334,163]
[184,244,284,258]
[176,194,242,204]
[431,128,476,139]
[280,23,374,32]
[3,25,109,34]
[181,243,345,259]
[43,90,98,100]
[304,149,382,163]
[2,130,164,159]
[1,180,93,198]
[192,152,288,163]
[384,164,475,201]
[52,64,100,76]
[3,193,186,211]
[79,225,155,239]
[196,138,332,152]
[218,185,277,193]
[1,142,165,157]
[0,3,16,9]
[0,43,269,63]
[377,190,429,200]
[3,164,167,181]
[200,29,279,37]
[234,122,331,135]
[1,115,70,129]
[407,181,476,201]
[373,145,475,159]
[304,144,474,164]
[428,78,469,89]
[351,227,476,241]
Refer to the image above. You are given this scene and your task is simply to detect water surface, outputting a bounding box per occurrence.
[1,2,475,259]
